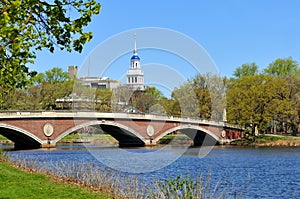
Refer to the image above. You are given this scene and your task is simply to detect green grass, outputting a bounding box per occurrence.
[0,161,112,199]
[235,134,300,146]
[59,133,116,142]
[0,134,9,140]
[158,134,191,144]
[59,133,81,140]
[256,135,300,143]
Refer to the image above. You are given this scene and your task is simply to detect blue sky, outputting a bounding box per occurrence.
[31,0,300,82]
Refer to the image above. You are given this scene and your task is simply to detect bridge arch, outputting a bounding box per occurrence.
[154,125,220,146]
[0,123,43,149]
[53,121,146,147]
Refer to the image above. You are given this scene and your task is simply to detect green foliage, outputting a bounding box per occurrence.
[94,88,112,112]
[227,73,299,134]
[0,67,74,110]
[264,57,299,76]
[255,135,300,143]
[0,134,8,140]
[159,97,181,116]
[0,0,101,98]
[44,67,70,83]
[112,86,165,113]
[172,83,199,117]
[132,87,163,113]
[170,73,226,120]
[228,57,300,135]
[233,63,259,78]
[255,135,285,143]
[150,174,228,199]
[0,150,9,162]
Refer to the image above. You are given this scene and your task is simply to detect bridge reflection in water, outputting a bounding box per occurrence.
[0,111,244,149]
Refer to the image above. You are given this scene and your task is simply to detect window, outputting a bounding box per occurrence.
[135,77,137,83]
[135,63,138,68]
[128,77,130,83]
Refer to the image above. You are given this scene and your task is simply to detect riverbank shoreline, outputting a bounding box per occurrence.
[232,134,300,147]
[0,158,114,198]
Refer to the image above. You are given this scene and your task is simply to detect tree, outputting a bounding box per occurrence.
[227,74,295,134]
[111,86,133,112]
[32,72,45,85]
[201,73,227,120]
[262,57,300,134]
[172,83,199,117]
[44,67,69,83]
[132,87,164,113]
[0,0,101,98]
[233,63,259,78]
[264,57,299,76]
[159,97,181,116]
[94,88,112,112]
[40,80,74,110]
[170,73,226,119]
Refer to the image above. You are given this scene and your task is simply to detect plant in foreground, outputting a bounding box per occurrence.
[150,174,224,199]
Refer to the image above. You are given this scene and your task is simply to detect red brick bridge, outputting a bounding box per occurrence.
[0,111,244,149]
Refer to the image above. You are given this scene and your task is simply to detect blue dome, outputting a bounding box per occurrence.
[131,55,140,60]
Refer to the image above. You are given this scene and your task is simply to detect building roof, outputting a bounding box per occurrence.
[131,55,140,60]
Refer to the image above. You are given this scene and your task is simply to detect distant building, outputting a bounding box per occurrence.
[79,76,120,90]
[68,66,78,79]
[68,66,120,90]
[126,34,145,91]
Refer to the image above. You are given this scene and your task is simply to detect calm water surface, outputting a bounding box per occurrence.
[5,145,300,198]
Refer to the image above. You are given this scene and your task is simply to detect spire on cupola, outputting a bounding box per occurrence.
[131,33,140,61]
[134,33,137,55]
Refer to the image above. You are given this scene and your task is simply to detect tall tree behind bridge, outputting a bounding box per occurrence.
[263,57,300,135]
[227,58,300,135]
[1,67,74,110]
[170,73,226,120]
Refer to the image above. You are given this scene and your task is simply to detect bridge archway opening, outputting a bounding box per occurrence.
[58,125,118,145]
[99,124,145,147]
[55,121,146,147]
[179,128,219,146]
[0,126,42,150]
[155,125,219,147]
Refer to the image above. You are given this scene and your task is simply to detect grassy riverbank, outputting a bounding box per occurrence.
[0,161,112,199]
[0,150,237,199]
[0,150,147,199]
[158,134,192,145]
[0,134,13,145]
[234,134,300,146]
[58,133,118,145]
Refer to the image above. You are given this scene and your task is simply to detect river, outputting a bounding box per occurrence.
[3,144,300,198]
